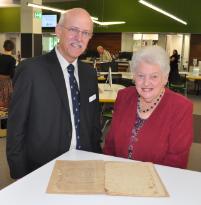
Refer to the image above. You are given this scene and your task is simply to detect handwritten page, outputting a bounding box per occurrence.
[46,160,168,197]
[46,160,105,194]
[104,161,168,197]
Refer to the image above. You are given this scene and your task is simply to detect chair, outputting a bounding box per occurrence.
[104,73,134,87]
[103,73,122,85]
[101,109,113,134]
[0,110,8,137]
[110,60,118,72]
[111,74,122,84]
[119,78,135,87]
[99,62,111,72]
[101,108,113,145]
[168,75,187,96]
[0,128,7,137]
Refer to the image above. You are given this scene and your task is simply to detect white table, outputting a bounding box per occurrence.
[100,71,133,80]
[99,71,188,79]
[186,74,201,95]
[1,150,201,205]
[98,83,125,103]
[179,71,189,75]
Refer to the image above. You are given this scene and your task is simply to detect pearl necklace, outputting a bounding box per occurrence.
[137,89,165,113]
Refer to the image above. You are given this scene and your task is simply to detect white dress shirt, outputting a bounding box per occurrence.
[55,47,80,150]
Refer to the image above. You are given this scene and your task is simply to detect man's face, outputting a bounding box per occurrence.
[56,12,93,63]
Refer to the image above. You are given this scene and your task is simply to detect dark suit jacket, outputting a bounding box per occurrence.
[7,49,102,179]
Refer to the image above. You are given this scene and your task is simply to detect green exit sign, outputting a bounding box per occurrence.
[34,11,42,19]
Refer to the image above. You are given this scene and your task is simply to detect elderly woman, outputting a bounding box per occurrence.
[103,46,193,169]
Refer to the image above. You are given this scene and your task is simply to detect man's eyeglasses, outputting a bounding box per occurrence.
[61,25,93,39]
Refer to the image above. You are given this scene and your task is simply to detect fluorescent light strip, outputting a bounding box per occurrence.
[27,3,64,13]
[27,3,98,21]
[93,20,126,26]
[138,0,187,25]
[27,3,125,25]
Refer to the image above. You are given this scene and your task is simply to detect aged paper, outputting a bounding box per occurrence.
[47,160,168,197]
[104,161,168,197]
[46,160,105,194]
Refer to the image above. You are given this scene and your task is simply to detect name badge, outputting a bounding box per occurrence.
[89,94,96,102]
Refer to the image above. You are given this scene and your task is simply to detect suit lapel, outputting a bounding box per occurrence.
[45,50,70,114]
[78,61,86,111]
[78,60,91,133]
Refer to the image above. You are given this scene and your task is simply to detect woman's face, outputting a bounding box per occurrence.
[134,62,168,103]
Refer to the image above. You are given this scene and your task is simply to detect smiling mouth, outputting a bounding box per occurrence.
[142,88,153,92]
[71,42,82,49]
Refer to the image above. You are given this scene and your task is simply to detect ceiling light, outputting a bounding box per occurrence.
[93,20,126,26]
[27,3,64,13]
[27,3,98,21]
[91,17,99,21]
[138,0,187,25]
[27,3,123,26]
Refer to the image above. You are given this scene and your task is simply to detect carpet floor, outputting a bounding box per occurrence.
[193,114,201,143]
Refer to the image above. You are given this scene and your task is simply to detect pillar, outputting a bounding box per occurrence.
[20,0,42,58]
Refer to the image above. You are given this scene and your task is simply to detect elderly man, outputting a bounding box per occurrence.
[7,8,102,179]
[97,45,112,61]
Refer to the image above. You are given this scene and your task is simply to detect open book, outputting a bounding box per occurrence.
[46,160,169,197]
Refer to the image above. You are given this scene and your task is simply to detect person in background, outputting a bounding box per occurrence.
[169,49,180,83]
[97,45,112,61]
[0,40,16,110]
[7,8,102,179]
[17,50,21,64]
[103,46,193,169]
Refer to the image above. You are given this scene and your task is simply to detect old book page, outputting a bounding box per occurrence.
[105,161,168,197]
[47,160,168,197]
[46,160,105,194]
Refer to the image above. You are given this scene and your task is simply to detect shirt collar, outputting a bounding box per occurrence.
[55,46,78,75]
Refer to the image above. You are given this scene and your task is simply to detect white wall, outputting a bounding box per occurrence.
[182,34,190,70]
[21,0,42,34]
[157,34,166,49]
[0,34,6,53]
[121,32,133,51]
[123,33,167,52]
[166,34,183,57]
[121,33,190,71]
[42,34,59,54]
[166,34,190,70]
